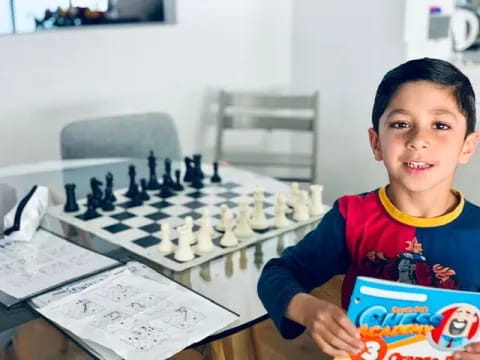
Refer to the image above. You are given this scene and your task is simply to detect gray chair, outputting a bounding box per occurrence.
[214,91,319,183]
[60,112,182,160]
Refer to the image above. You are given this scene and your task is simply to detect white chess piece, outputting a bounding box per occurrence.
[200,208,214,236]
[274,192,290,228]
[158,223,174,253]
[220,211,238,247]
[234,198,254,238]
[184,216,196,244]
[174,225,195,262]
[215,204,229,232]
[293,190,310,222]
[310,184,325,216]
[250,186,269,230]
[288,182,300,209]
[197,217,214,253]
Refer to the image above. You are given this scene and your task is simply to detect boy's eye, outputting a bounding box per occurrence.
[433,123,450,130]
[390,121,409,129]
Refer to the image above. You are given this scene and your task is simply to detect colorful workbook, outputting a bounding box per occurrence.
[337,277,480,360]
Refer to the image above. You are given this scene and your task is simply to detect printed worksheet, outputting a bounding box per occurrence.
[0,229,118,304]
[31,262,238,360]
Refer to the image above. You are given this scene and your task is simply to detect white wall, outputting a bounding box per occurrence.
[0,0,292,167]
[291,0,407,203]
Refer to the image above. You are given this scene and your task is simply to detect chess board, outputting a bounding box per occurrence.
[43,171,327,271]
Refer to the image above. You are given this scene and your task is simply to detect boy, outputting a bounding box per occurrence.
[257,58,480,359]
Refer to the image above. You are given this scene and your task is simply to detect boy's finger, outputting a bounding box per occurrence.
[465,342,480,353]
[333,309,361,339]
[321,321,363,353]
[453,351,480,360]
[312,334,349,358]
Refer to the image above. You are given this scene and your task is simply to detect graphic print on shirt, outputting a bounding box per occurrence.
[362,236,458,289]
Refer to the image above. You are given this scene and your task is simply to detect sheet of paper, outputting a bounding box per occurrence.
[31,262,238,360]
[0,229,119,302]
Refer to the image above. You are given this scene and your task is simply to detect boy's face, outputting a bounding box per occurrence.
[369,81,479,194]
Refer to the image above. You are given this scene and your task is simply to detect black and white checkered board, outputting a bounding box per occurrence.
[44,173,326,271]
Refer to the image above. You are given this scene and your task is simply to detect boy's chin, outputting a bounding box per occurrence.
[391,180,449,194]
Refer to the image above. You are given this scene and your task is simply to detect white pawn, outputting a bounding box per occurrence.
[274,193,290,228]
[215,204,229,232]
[234,199,254,239]
[220,211,238,247]
[250,186,269,230]
[310,184,325,216]
[288,182,300,209]
[200,208,214,236]
[174,225,195,262]
[184,216,196,244]
[293,190,310,222]
[196,218,214,253]
[158,223,174,253]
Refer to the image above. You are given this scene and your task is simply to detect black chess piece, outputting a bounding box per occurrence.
[125,165,139,199]
[171,169,184,191]
[183,157,193,182]
[140,178,150,201]
[158,174,175,198]
[105,172,116,202]
[90,177,103,208]
[163,158,175,189]
[193,154,205,179]
[190,158,204,189]
[210,162,222,183]
[101,184,116,212]
[81,194,100,220]
[129,186,144,207]
[64,183,79,212]
[147,150,161,190]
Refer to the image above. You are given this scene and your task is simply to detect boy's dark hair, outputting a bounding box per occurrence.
[372,57,476,136]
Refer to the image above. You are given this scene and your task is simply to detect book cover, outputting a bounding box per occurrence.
[337,277,480,360]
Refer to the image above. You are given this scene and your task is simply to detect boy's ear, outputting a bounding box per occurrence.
[459,131,480,165]
[368,128,383,161]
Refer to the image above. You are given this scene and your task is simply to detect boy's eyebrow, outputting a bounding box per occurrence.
[385,109,410,118]
[386,108,459,119]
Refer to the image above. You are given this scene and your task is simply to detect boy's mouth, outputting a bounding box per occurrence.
[404,161,433,171]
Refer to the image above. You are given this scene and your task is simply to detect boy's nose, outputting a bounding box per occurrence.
[406,130,430,150]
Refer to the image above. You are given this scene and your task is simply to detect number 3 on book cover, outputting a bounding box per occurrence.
[336,277,480,360]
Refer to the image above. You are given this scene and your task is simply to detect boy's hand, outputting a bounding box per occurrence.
[453,342,480,360]
[286,293,364,357]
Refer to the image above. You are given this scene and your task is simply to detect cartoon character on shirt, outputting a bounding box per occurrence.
[429,305,480,349]
[363,237,458,289]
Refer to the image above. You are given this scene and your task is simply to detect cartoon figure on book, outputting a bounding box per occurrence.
[257,58,480,359]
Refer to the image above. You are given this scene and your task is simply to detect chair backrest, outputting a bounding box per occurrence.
[214,91,319,183]
[61,112,182,160]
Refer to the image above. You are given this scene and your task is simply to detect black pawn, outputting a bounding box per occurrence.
[64,183,79,212]
[102,187,115,212]
[105,172,116,202]
[163,158,175,189]
[125,165,138,199]
[140,178,150,201]
[171,169,184,191]
[81,194,100,220]
[147,150,161,190]
[183,157,193,182]
[158,174,175,198]
[193,154,205,179]
[210,162,222,183]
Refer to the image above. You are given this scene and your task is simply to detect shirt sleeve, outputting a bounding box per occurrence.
[257,201,349,339]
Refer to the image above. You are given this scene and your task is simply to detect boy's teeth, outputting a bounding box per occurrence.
[407,161,431,169]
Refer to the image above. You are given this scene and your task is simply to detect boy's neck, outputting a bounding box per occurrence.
[385,183,459,218]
